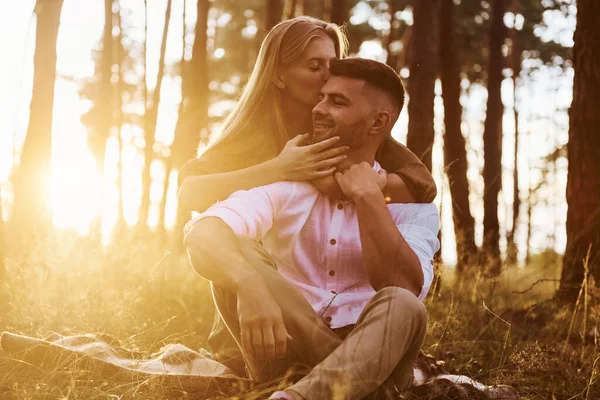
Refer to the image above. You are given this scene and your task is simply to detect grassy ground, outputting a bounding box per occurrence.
[0,231,598,399]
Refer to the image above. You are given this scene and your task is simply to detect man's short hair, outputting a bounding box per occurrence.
[329,58,405,116]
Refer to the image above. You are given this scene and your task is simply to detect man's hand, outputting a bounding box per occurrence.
[311,175,345,200]
[334,162,387,201]
[237,285,289,360]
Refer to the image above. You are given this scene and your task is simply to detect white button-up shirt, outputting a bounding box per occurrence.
[186,162,440,329]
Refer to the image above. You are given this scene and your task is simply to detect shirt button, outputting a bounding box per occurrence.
[329,239,337,245]
[329,270,335,276]
[331,290,337,294]
[326,316,332,323]
[337,203,344,210]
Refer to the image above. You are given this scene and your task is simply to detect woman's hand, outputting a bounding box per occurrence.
[274,133,349,181]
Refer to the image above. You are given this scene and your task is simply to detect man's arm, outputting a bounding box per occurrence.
[183,183,281,292]
[354,190,424,295]
[184,216,266,294]
[183,184,294,360]
[335,163,438,296]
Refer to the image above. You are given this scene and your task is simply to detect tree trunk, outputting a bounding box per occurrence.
[116,1,124,224]
[407,0,439,171]
[558,0,600,302]
[0,186,4,279]
[12,0,64,238]
[330,0,350,27]
[285,0,298,19]
[89,0,115,237]
[439,0,477,275]
[525,182,532,264]
[506,1,521,265]
[138,0,173,230]
[266,0,283,31]
[384,0,398,70]
[395,24,412,73]
[158,0,189,243]
[304,0,324,19]
[482,0,507,276]
[172,0,210,248]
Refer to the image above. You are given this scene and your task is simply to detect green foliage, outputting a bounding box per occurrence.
[350,0,571,82]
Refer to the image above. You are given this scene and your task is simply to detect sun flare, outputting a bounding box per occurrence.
[50,139,101,235]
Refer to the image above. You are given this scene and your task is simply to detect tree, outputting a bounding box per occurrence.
[12,0,64,238]
[0,186,4,278]
[439,0,478,274]
[406,0,440,171]
[79,0,116,235]
[506,0,521,265]
[558,0,600,302]
[266,0,283,30]
[158,0,191,240]
[330,0,350,27]
[285,0,304,19]
[115,5,125,224]
[406,0,441,268]
[170,0,211,245]
[383,0,398,69]
[481,0,507,276]
[80,1,139,231]
[304,0,325,19]
[138,0,173,230]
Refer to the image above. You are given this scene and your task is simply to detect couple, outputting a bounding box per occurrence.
[179,17,439,400]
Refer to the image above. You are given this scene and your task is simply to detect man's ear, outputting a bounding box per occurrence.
[368,111,392,135]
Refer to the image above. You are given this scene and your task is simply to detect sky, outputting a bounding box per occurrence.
[0,0,575,266]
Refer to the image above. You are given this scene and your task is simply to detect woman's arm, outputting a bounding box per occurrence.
[178,134,348,213]
[377,136,437,203]
[178,157,282,213]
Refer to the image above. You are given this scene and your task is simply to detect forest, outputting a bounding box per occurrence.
[0,0,598,398]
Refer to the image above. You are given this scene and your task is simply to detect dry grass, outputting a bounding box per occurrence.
[0,231,598,399]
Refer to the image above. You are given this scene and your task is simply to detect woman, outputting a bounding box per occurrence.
[177,16,436,375]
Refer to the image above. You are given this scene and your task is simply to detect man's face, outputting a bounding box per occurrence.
[311,76,372,148]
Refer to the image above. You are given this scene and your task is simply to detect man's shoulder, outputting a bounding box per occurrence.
[230,180,316,203]
[387,202,439,219]
[255,180,314,195]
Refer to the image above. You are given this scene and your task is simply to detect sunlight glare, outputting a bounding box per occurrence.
[50,137,101,235]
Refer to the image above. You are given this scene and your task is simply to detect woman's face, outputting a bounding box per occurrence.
[279,35,337,110]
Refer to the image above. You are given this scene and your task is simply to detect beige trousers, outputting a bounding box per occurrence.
[211,237,427,400]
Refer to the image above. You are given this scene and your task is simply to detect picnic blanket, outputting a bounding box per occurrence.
[0,332,518,399]
[0,332,253,397]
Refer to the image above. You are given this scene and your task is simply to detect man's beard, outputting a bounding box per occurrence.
[311,115,336,144]
[309,120,370,201]
[310,127,335,145]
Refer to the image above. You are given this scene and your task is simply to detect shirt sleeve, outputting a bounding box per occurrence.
[392,203,440,300]
[376,137,438,203]
[184,182,295,241]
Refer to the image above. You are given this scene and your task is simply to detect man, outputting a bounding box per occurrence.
[184,58,440,400]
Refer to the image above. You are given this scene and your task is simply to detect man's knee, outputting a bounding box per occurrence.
[377,286,427,322]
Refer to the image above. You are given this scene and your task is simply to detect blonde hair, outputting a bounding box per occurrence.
[200,16,348,170]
